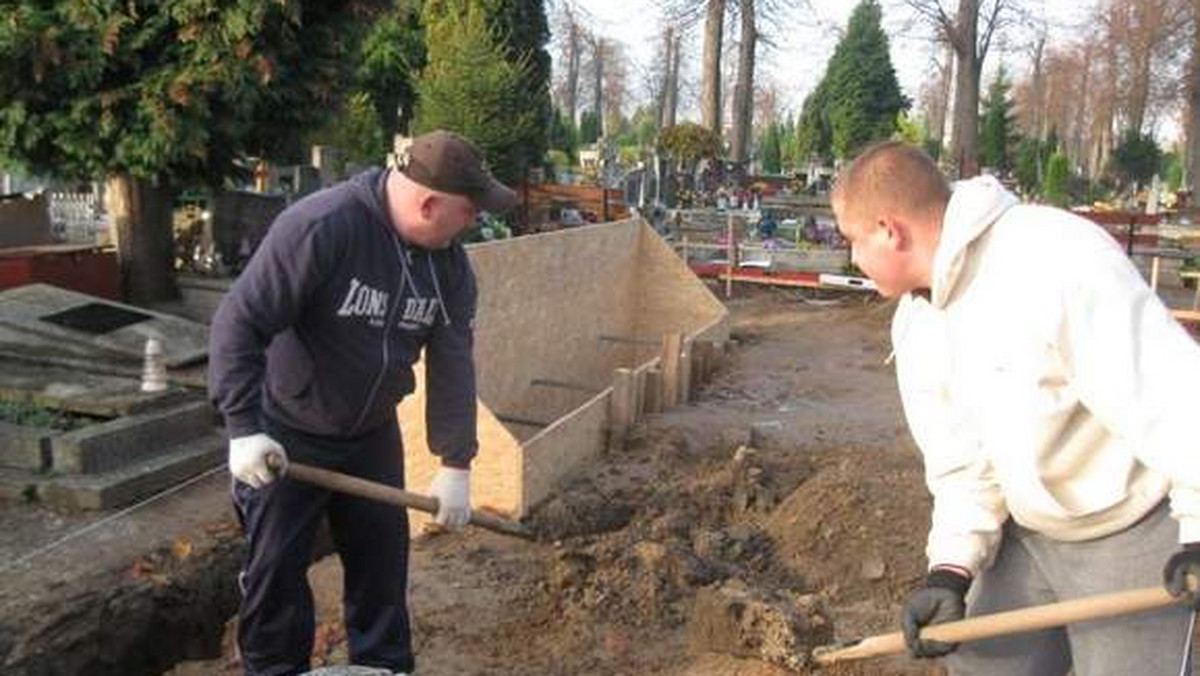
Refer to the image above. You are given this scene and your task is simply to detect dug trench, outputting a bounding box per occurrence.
[3,289,945,675]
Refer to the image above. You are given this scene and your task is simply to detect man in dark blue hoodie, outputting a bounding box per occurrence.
[208,130,516,676]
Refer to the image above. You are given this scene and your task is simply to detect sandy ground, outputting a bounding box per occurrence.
[165,287,944,676]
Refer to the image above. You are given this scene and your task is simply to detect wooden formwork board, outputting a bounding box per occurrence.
[520,389,610,512]
[397,218,729,517]
[467,221,641,425]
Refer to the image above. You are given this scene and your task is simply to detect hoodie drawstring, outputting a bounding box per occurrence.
[393,237,452,328]
[427,255,452,327]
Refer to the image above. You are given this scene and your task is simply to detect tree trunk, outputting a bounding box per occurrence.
[1190,0,1200,197]
[949,0,980,178]
[1071,43,1094,171]
[701,0,727,133]
[930,41,955,149]
[660,28,680,129]
[565,22,581,124]
[592,39,605,137]
[1029,34,1046,139]
[105,173,178,304]
[730,0,756,166]
[667,34,682,127]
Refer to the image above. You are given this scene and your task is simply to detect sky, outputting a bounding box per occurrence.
[565,0,1099,120]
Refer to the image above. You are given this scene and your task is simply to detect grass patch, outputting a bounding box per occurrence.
[0,400,100,431]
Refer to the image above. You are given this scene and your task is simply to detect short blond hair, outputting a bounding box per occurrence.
[831,141,950,227]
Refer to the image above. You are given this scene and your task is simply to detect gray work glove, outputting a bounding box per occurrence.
[1163,542,1200,609]
[902,567,971,658]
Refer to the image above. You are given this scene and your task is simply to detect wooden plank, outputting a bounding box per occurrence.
[661,333,683,408]
[643,366,663,414]
[725,212,735,299]
[530,378,600,393]
[608,368,636,452]
[598,334,659,346]
[679,336,694,404]
[693,340,714,389]
[1172,309,1200,323]
[494,414,552,428]
[719,273,823,289]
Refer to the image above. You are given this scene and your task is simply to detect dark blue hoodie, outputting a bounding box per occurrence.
[208,168,478,467]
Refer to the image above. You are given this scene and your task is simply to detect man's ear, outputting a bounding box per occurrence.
[418,193,437,220]
[880,215,909,251]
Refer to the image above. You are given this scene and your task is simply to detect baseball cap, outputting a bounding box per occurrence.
[399,130,518,214]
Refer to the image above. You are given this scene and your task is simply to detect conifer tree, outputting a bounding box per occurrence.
[0,1,383,301]
[415,2,537,184]
[978,67,1016,173]
[422,0,550,179]
[795,0,907,161]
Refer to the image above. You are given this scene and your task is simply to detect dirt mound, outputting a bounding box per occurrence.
[167,292,940,676]
[764,447,930,608]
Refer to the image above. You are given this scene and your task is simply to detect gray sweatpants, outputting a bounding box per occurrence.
[947,502,1194,676]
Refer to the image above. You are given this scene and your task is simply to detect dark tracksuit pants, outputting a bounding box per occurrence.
[233,416,413,676]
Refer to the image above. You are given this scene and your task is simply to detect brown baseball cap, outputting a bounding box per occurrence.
[400,130,518,214]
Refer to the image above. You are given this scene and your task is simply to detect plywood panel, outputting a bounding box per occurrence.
[466,221,641,423]
[390,219,730,517]
[633,221,729,361]
[520,389,610,512]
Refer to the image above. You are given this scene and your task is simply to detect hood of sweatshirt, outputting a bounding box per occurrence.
[930,175,1019,308]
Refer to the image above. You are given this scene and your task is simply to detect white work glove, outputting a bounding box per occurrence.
[228,433,287,488]
[429,467,471,531]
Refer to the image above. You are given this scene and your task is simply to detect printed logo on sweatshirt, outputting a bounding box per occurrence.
[336,278,389,327]
[398,297,440,331]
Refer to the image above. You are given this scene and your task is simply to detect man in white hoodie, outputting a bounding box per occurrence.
[831,140,1200,675]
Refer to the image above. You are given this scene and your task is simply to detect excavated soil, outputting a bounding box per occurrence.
[0,287,945,675]
[166,288,944,676]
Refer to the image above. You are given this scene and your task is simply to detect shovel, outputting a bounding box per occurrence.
[813,584,1190,665]
[269,457,534,541]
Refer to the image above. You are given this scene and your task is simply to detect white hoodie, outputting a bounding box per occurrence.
[893,176,1200,576]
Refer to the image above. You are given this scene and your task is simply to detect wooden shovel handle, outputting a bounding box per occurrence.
[276,458,534,541]
[815,585,1185,665]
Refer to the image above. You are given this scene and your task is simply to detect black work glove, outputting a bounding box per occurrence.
[902,567,971,658]
[1163,542,1200,609]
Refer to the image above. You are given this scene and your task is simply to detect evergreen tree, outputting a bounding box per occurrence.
[578,110,601,145]
[1042,151,1071,206]
[357,1,426,145]
[894,112,926,146]
[779,113,799,171]
[827,0,908,158]
[547,108,578,163]
[796,82,833,162]
[795,0,906,161]
[424,0,550,179]
[760,124,783,174]
[1110,129,1162,190]
[978,67,1016,173]
[0,0,382,302]
[1014,137,1044,196]
[415,2,536,184]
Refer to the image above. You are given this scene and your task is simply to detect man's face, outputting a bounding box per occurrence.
[834,202,911,299]
[411,193,478,249]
